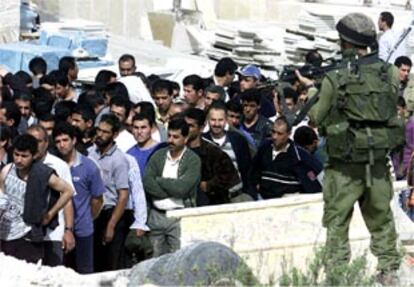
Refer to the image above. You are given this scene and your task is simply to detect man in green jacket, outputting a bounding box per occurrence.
[143,117,201,257]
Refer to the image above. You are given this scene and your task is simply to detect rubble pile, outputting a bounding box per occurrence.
[205,21,284,69]
[205,11,340,70]
[284,11,339,64]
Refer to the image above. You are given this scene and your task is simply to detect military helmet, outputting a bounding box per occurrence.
[336,13,376,47]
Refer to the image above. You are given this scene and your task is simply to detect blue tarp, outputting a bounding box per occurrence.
[0,42,71,73]
[40,30,108,57]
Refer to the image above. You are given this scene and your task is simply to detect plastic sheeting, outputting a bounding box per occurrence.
[0,42,70,73]
[39,21,108,57]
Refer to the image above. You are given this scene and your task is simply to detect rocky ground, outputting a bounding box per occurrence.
[0,253,130,287]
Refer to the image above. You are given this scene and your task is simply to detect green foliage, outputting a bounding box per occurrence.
[201,260,259,286]
[280,247,376,286]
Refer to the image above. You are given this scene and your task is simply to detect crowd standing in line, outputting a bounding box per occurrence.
[0,10,412,285]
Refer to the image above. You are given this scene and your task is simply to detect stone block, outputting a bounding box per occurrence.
[148,11,175,47]
[128,241,257,286]
[58,0,76,19]
[76,0,92,20]
[108,0,125,36]
[125,0,142,38]
[91,0,110,28]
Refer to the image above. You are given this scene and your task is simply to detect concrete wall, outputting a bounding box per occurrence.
[32,0,155,40]
[32,0,306,41]
[169,182,414,284]
[0,0,20,43]
[213,0,302,23]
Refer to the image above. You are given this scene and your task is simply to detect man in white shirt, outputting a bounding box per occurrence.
[378,11,407,63]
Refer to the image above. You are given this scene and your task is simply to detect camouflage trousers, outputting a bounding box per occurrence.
[322,162,401,271]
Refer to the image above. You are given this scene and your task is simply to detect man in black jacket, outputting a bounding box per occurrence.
[250,117,322,199]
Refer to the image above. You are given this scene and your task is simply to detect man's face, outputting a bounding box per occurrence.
[27,129,49,159]
[167,129,187,154]
[69,66,79,81]
[225,72,235,86]
[397,105,407,118]
[54,134,76,157]
[71,113,90,133]
[0,108,7,125]
[132,119,152,145]
[183,85,202,106]
[227,110,241,127]
[55,84,68,99]
[110,105,127,124]
[119,60,136,77]
[39,120,55,137]
[285,98,296,112]
[271,122,290,151]
[204,92,220,109]
[167,103,184,119]
[208,109,226,138]
[240,76,257,92]
[125,110,135,133]
[184,117,201,142]
[95,122,115,148]
[242,101,259,121]
[13,149,34,171]
[15,99,31,118]
[398,64,411,83]
[154,91,173,113]
[378,16,386,31]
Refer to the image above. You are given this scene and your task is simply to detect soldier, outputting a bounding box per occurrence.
[297,13,404,284]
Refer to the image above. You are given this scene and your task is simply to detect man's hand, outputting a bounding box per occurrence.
[62,230,76,253]
[200,181,208,193]
[41,212,53,226]
[295,70,315,87]
[103,224,115,244]
[135,229,146,237]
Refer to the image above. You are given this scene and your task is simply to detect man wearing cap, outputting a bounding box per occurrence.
[238,65,276,119]
[239,64,261,92]
[297,13,403,284]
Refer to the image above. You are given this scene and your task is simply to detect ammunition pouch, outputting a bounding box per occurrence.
[326,121,390,163]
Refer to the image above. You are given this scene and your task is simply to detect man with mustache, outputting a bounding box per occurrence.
[143,117,200,257]
[203,101,255,201]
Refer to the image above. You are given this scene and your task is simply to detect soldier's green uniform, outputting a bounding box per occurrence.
[309,13,404,273]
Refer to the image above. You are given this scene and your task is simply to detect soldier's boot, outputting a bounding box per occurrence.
[375,270,399,286]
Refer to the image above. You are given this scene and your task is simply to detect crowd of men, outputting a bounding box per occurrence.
[0,10,412,280]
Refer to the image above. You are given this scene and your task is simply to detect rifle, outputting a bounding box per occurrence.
[292,53,379,126]
[278,58,340,84]
[292,26,412,125]
[255,59,343,126]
